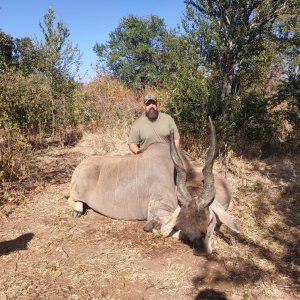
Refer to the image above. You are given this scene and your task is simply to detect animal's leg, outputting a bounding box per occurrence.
[145,196,181,235]
[159,206,181,237]
[67,197,83,218]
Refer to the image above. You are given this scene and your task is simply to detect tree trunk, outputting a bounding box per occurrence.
[221,74,231,120]
[221,58,235,120]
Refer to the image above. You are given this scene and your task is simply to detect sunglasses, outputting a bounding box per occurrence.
[145,100,157,106]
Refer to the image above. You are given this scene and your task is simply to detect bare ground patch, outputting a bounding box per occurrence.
[0,145,299,299]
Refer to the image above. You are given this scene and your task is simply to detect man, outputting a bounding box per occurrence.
[128,94,180,154]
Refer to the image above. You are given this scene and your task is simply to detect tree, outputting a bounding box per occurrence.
[0,31,40,74]
[275,6,300,146]
[94,15,171,91]
[183,0,290,119]
[14,37,41,74]
[36,8,82,80]
[0,31,14,71]
[35,8,82,135]
[163,33,210,148]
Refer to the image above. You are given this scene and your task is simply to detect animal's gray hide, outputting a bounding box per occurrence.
[69,143,178,221]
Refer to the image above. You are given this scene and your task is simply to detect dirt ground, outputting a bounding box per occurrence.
[0,143,299,300]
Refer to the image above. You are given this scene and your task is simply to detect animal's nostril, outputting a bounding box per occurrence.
[193,239,204,255]
[193,237,212,256]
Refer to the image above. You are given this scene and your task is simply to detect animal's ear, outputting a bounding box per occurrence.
[210,201,240,233]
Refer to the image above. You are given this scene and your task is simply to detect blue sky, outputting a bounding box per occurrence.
[0,1,186,82]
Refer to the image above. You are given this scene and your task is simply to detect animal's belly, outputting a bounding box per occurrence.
[86,186,149,220]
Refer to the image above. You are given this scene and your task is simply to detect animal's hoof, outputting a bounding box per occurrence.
[72,210,82,218]
[143,221,154,232]
[143,219,161,232]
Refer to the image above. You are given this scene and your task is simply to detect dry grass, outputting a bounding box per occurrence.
[72,77,172,158]
[74,126,131,156]
[214,154,299,297]
[1,77,299,299]
[0,127,299,299]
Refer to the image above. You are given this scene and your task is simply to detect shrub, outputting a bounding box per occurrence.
[0,70,52,139]
[74,76,141,129]
[0,126,32,183]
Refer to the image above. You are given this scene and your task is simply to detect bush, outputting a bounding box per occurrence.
[74,76,141,129]
[0,127,32,183]
[0,70,52,138]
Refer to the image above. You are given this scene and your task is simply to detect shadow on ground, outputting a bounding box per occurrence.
[195,288,228,299]
[251,156,300,285]
[190,154,300,298]
[0,233,34,256]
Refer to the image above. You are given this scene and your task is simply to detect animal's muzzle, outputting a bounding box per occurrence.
[192,238,211,256]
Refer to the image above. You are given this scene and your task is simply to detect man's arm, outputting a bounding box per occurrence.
[128,143,140,155]
[169,115,180,149]
[128,122,141,155]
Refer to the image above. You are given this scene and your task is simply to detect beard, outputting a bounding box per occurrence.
[145,108,159,122]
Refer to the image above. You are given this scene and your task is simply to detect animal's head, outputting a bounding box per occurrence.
[170,117,239,255]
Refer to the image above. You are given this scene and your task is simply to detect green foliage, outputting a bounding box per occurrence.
[0,31,14,70]
[235,88,281,143]
[0,9,82,139]
[33,8,82,136]
[36,8,81,81]
[0,9,84,197]
[183,0,292,119]
[272,3,300,149]
[173,0,300,154]
[275,74,300,150]
[94,15,172,91]
[0,31,40,74]
[161,34,213,150]
[0,70,52,135]
[14,37,41,75]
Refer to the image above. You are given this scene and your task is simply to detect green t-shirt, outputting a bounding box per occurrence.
[128,112,180,152]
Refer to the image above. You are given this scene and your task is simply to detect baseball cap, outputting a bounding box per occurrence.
[144,94,157,104]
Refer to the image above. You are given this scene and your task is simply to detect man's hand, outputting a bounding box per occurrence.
[128,143,140,155]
